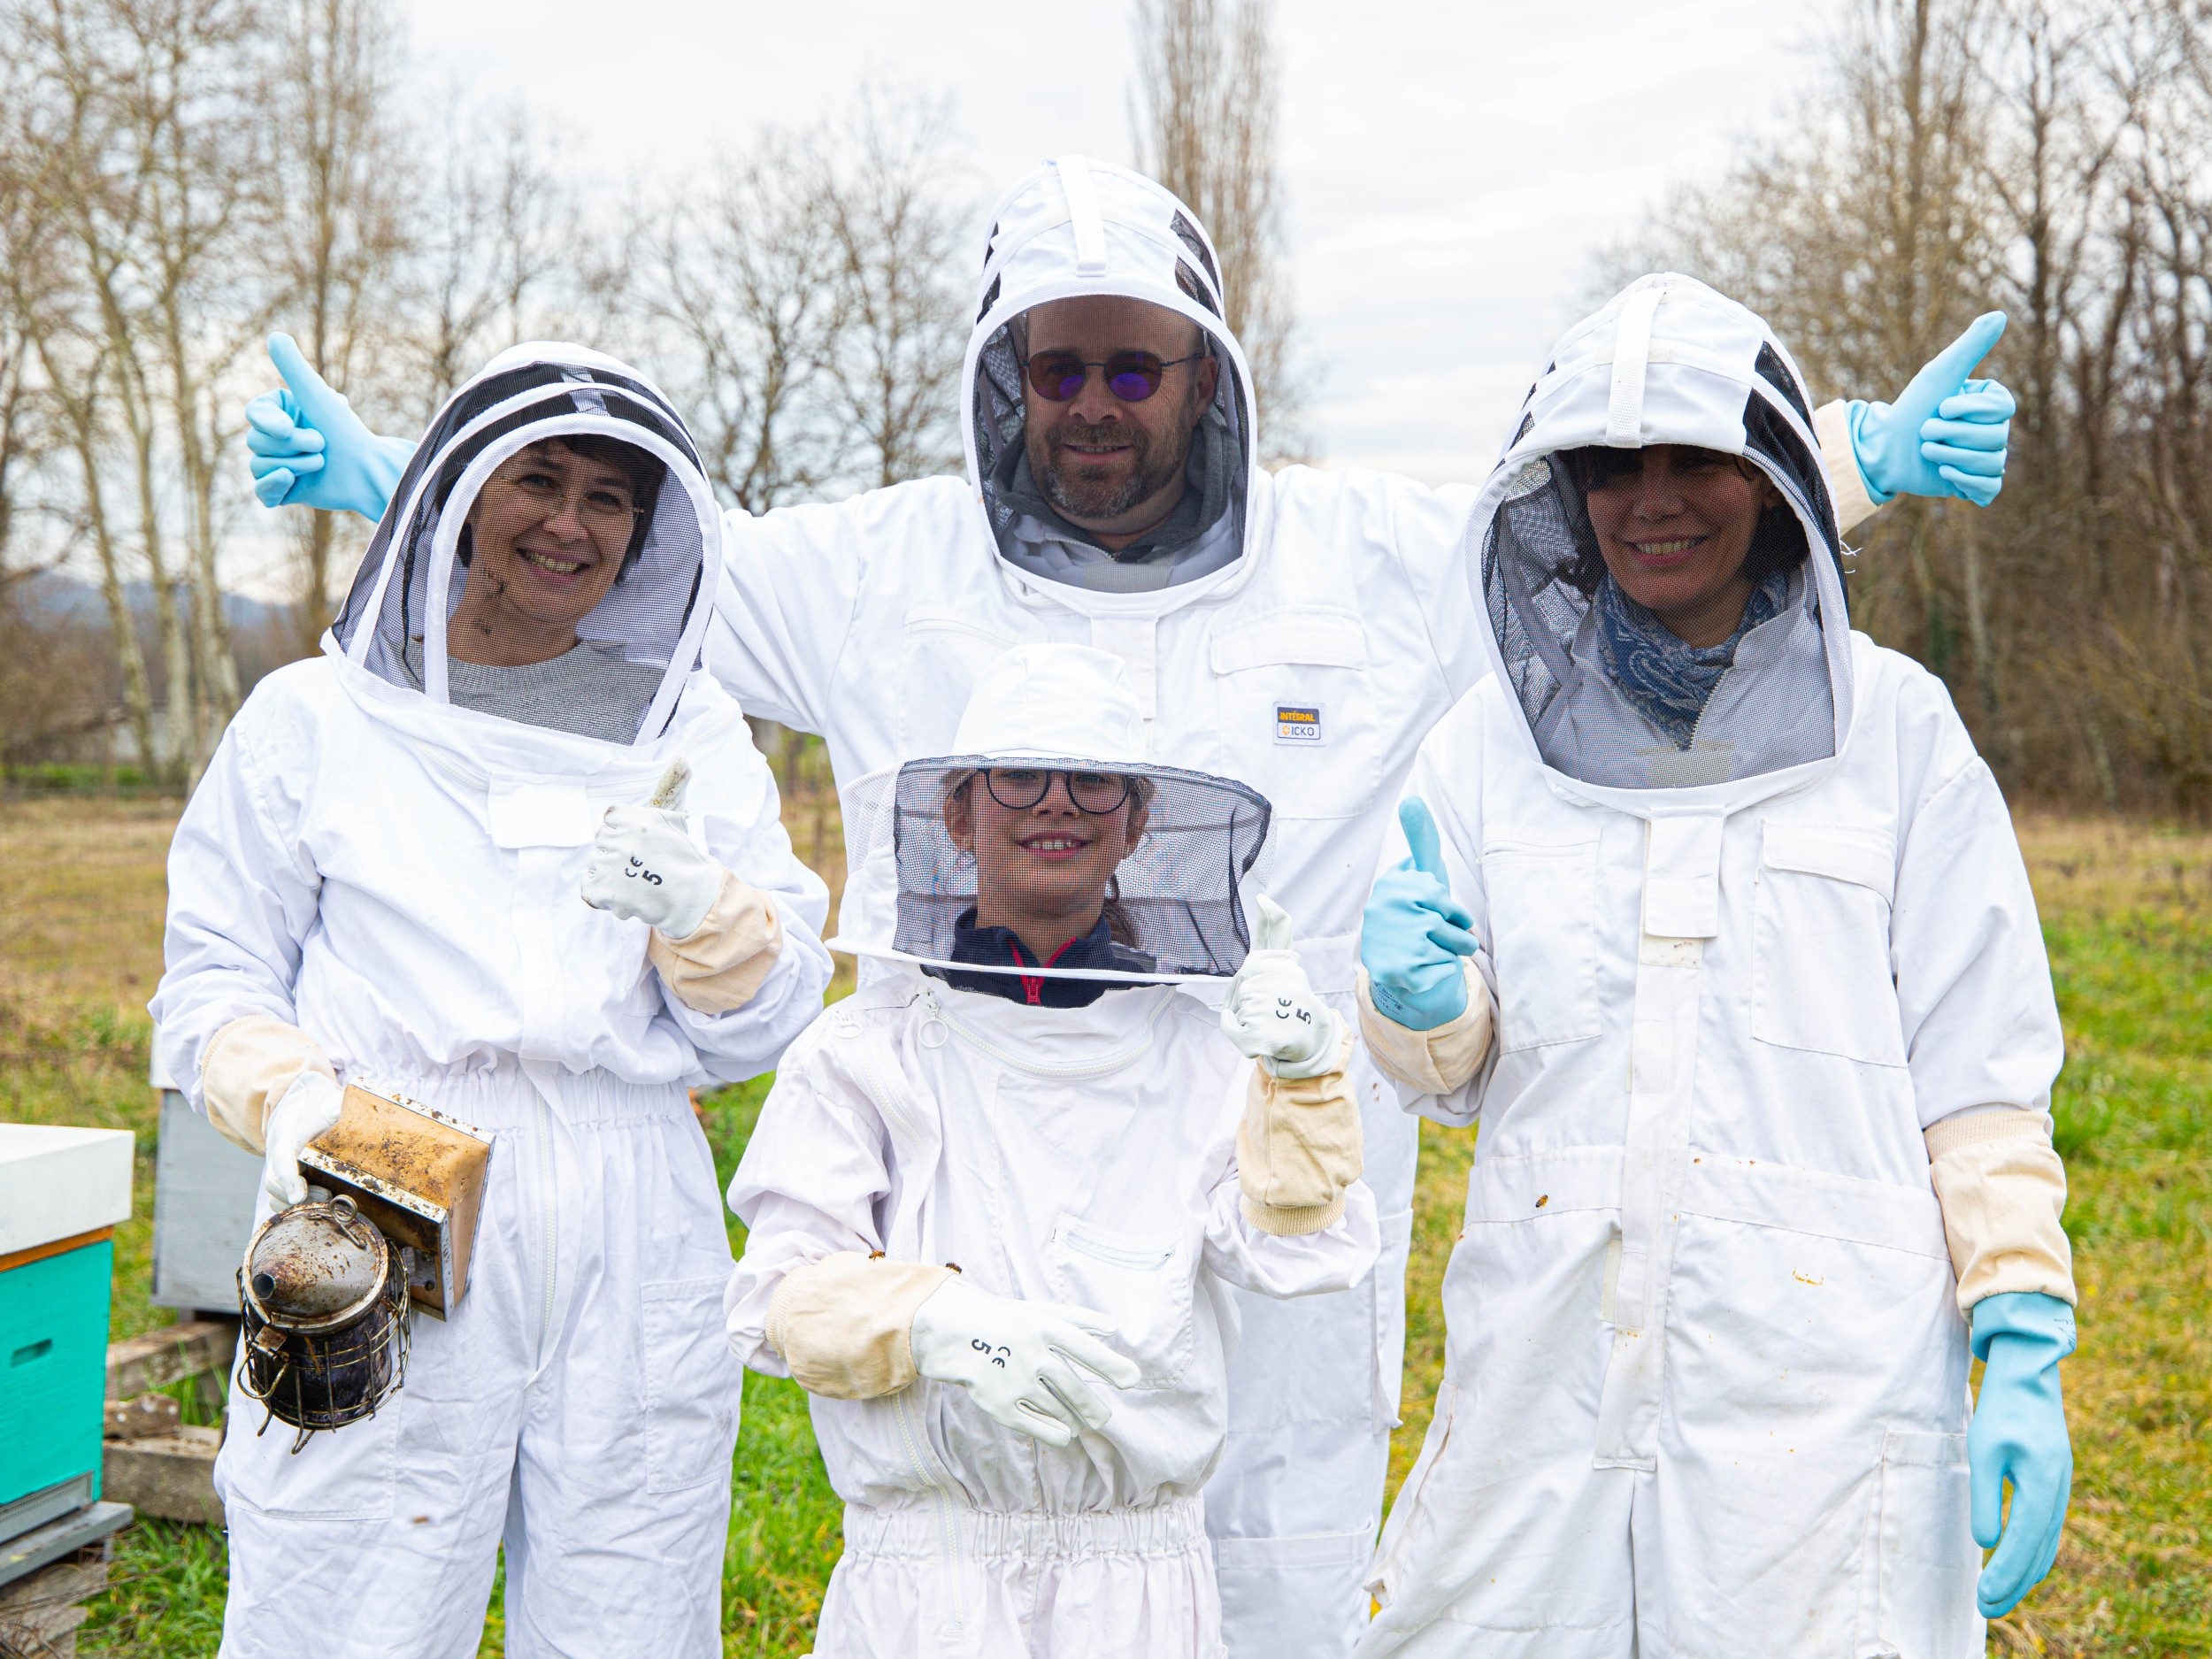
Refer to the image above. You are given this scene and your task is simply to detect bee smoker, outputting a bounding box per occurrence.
[234,1081,492,1452]
[237,1193,410,1452]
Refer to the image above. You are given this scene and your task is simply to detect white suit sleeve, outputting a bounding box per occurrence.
[703,490,893,735]
[723,1047,897,1378]
[657,732,833,1084]
[149,703,323,1123]
[1204,1171,1379,1301]
[1888,687,2073,1311]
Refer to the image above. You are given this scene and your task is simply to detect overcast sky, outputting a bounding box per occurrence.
[403,1,1823,483]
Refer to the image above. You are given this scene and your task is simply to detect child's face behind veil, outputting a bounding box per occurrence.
[943,769,1151,957]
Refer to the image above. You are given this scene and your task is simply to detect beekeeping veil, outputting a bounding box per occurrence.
[329,343,718,746]
[964,157,1260,592]
[829,644,1272,987]
[1472,274,1853,798]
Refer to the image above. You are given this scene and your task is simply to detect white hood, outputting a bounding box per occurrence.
[963,157,1261,588]
[1467,273,1855,807]
[327,342,723,757]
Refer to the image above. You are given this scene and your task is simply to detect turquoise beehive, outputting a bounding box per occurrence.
[0,1126,134,1516]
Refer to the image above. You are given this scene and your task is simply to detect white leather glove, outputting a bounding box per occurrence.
[261,1070,343,1210]
[908,1276,1141,1448]
[1221,895,1342,1080]
[582,805,721,938]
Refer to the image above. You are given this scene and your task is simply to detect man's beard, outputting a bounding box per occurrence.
[1033,418,1190,523]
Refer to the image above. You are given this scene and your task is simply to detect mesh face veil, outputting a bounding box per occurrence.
[1474,275,1855,795]
[330,344,717,746]
[964,157,1258,588]
[832,645,1273,987]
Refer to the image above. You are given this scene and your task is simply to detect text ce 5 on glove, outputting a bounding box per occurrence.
[909,1275,1141,1448]
[1219,895,1342,1079]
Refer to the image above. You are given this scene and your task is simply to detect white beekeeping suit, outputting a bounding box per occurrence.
[726,643,1379,1659]
[1353,276,2072,1657]
[151,344,833,1659]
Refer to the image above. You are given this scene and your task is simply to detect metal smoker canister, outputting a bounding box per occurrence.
[238,1194,409,1452]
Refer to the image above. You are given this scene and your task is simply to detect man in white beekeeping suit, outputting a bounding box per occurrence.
[242,158,2017,1655]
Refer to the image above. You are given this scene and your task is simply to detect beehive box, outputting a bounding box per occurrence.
[0,1126,134,1513]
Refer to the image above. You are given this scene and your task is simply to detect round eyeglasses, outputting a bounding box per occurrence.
[1021,349,1207,403]
[981,768,1134,814]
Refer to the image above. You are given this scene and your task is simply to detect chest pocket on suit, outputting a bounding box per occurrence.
[1210,609,1380,820]
[1483,840,1602,1051]
[1042,1216,1194,1389]
[1753,821,1907,1067]
[896,606,1030,750]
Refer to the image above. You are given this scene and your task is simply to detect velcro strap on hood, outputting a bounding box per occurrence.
[1607,283,1665,446]
[1056,155,1110,278]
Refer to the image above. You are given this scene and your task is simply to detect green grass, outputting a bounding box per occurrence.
[4,803,2205,1655]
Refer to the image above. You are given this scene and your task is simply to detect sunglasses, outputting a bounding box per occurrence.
[981,768,1134,814]
[1022,349,1207,403]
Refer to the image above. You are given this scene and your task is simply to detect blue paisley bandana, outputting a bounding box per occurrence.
[1594,568,1792,749]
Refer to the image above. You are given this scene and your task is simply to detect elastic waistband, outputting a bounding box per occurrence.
[842,1495,1210,1563]
[341,1062,692,1132]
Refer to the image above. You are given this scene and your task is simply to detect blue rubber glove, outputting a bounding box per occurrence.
[244,334,414,519]
[1969,1290,2076,1618]
[1847,311,2016,507]
[1360,798,1479,1032]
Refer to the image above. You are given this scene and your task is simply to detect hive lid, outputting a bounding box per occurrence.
[0,1125,133,1257]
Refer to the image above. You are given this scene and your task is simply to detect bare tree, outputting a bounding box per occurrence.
[1133,0,1305,460]
[263,0,409,648]
[819,91,969,488]
[402,96,580,418]
[14,0,198,776]
[641,133,849,512]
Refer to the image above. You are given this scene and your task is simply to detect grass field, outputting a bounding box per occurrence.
[1,796,2203,1656]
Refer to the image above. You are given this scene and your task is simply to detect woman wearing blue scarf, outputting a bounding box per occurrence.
[1353,276,2075,1657]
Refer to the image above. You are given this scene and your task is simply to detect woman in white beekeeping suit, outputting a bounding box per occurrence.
[150,344,833,1659]
[1350,276,2075,1656]
[726,641,1379,1658]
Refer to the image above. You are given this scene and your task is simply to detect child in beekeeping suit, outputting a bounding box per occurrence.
[725,642,1379,1658]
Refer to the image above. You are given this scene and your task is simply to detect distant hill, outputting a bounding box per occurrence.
[14,570,292,636]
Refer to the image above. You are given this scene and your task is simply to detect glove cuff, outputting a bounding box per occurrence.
[767,1252,954,1399]
[1240,1191,1348,1238]
[1969,1289,2077,1364]
[649,872,784,1014]
[1815,399,1884,533]
[1839,397,1896,506]
[1357,965,1494,1095]
[200,1016,338,1156]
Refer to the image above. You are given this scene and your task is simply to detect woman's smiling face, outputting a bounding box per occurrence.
[455,440,641,650]
[1582,444,1782,648]
[944,769,1150,956]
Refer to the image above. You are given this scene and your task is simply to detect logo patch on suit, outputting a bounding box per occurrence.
[1275,703,1323,745]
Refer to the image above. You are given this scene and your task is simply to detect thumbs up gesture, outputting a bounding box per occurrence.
[1847,311,2016,507]
[1361,798,1479,1033]
[1221,895,1343,1080]
[244,333,415,519]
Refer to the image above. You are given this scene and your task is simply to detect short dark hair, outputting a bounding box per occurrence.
[553,434,667,577]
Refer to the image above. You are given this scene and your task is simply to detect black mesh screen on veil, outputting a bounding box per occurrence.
[330,363,710,744]
[880,756,1271,980]
[1481,386,1848,790]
